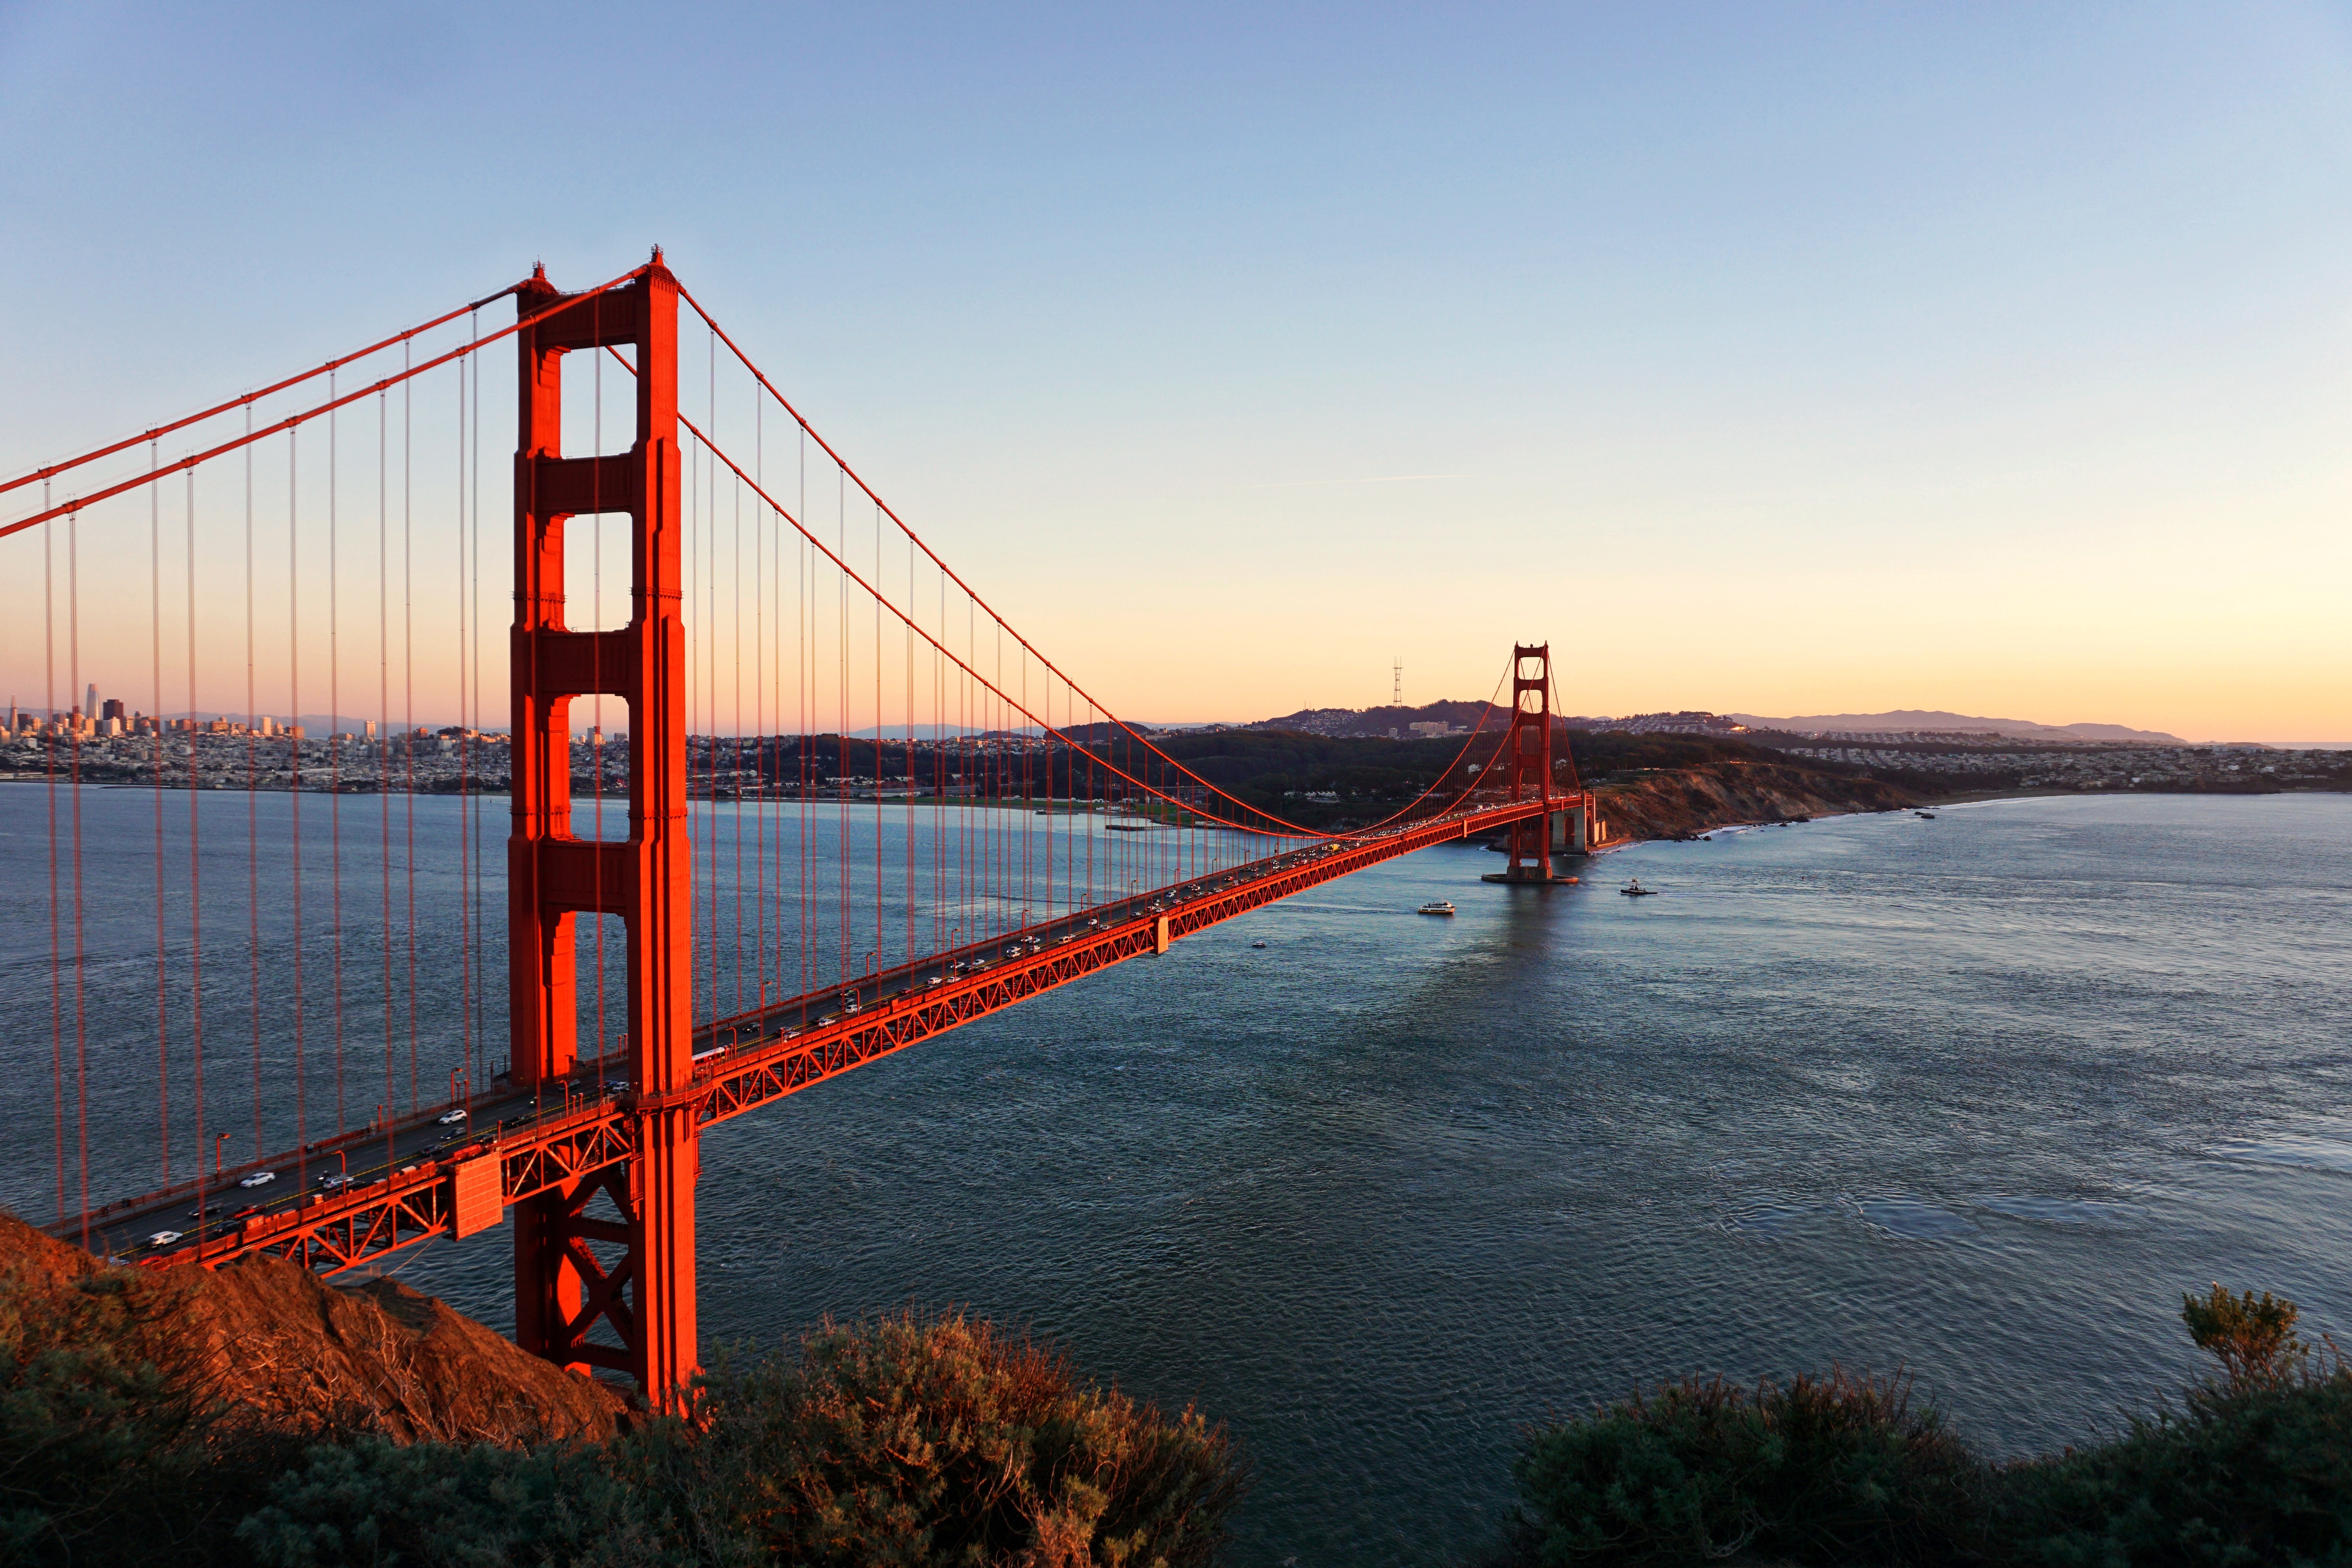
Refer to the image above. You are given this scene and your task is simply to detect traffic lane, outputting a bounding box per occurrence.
[95,1091,560,1259]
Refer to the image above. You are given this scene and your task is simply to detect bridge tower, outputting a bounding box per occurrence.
[1493,642,1572,884]
[508,255,696,1409]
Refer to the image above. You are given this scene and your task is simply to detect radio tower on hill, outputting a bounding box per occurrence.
[1392,657,1403,709]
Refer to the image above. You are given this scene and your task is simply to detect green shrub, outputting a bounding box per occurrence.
[234,1435,699,1568]
[1,1253,1238,1568]
[677,1308,1244,1567]
[1996,1305,2352,1567]
[1508,1367,1984,1566]
[227,1309,1243,1568]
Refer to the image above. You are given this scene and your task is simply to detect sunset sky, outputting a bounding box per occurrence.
[3,3,2347,742]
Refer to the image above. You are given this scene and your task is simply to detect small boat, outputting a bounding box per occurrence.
[1620,879,1658,897]
[1915,811,1937,820]
[1250,940,1267,949]
[1417,900,1456,916]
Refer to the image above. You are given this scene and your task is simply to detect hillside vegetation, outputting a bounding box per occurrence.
[0,1215,1241,1567]
[1486,1284,2352,1567]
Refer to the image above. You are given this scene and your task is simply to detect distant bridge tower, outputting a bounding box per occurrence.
[509,254,697,1410]
[1485,642,1582,884]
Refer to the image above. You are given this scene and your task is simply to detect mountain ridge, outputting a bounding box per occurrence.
[1727,709,2186,743]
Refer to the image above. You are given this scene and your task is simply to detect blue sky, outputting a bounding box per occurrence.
[4,2,2348,739]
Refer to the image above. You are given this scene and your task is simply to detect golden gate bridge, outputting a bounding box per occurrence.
[2,251,1592,1410]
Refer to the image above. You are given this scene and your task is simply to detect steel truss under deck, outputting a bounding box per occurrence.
[94,791,1571,1287]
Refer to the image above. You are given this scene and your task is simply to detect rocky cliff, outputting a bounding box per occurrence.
[1591,760,1913,842]
[0,1210,622,1445]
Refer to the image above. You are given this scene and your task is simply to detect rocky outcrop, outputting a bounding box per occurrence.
[1591,761,1913,843]
[0,1210,623,1445]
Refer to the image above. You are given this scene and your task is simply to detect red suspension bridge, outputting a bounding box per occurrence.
[2,252,1594,1409]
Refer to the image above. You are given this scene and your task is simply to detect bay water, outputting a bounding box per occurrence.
[5,788,2349,1563]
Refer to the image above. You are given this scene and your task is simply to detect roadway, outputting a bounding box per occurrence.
[60,793,1576,1270]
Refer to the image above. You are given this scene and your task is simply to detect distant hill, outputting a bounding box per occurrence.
[1241,701,2190,746]
[1245,699,1507,738]
[1729,709,2186,744]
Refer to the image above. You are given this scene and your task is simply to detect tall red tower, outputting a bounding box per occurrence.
[1500,642,1563,883]
[508,255,697,1409]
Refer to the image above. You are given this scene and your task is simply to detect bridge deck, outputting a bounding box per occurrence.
[62,796,1573,1274]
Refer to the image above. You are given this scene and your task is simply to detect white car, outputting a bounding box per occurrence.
[146,1230,183,1247]
[318,1173,351,1190]
[437,1108,468,1125]
[237,1171,276,1190]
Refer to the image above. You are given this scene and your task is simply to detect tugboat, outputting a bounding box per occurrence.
[1416,900,1456,916]
[1620,879,1659,897]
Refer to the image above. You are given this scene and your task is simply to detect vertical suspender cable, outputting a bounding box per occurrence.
[330,378,346,1136]
[44,485,63,1224]
[454,344,471,1107]
[872,501,881,978]
[906,526,915,971]
[734,458,744,1013]
[590,314,606,1082]
[378,388,393,1141]
[289,428,306,1178]
[595,306,608,1075]
[152,443,170,1181]
[187,468,205,1221]
[470,318,485,1105]
[755,393,766,1006]
[245,410,261,1158]
[837,469,847,989]
[69,508,89,1244]
[403,347,417,1112]
[798,432,808,1020]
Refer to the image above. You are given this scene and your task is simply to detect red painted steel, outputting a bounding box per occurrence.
[21,254,1601,1420]
[509,256,696,1410]
[1503,643,1562,882]
[0,285,523,502]
[102,793,1558,1286]
[2,270,643,541]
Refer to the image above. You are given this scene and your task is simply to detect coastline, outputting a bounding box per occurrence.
[1584,770,2352,849]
